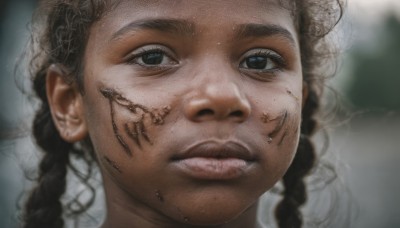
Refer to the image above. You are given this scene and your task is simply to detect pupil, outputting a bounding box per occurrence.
[142,53,163,65]
[246,56,267,69]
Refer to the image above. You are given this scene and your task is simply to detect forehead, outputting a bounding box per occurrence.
[107,0,287,16]
[96,0,296,37]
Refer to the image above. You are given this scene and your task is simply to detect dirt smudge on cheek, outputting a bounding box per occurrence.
[278,114,301,147]
[261,110,293,145]
[261,112,281,124]
[286,89,300,103]
[100,87,171,157]
[278,130,289,146]
[109,95,132,156]
[103,156,123,174]
[268,111,288,143]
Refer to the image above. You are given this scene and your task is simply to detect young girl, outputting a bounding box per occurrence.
[23,0,344,227]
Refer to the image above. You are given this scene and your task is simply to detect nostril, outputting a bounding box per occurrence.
[197,109,215,117]
[231,110,244,117]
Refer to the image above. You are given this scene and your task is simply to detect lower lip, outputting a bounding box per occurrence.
[173,157,251,180]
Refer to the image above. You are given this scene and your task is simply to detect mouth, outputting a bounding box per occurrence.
[170,140,257,180]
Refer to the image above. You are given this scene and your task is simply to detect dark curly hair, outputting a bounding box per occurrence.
[22,0,344,227]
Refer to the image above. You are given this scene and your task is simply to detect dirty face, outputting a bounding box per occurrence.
[82,0,303,226]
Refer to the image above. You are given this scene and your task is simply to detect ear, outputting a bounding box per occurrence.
[46,64,88,143]
[302,82,309,109]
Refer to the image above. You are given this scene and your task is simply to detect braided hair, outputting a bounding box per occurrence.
[23,1,107,227]
[23,1,344,227]
[275,0,344,227]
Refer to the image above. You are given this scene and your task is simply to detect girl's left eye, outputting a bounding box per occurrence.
[239,49,285,72]
[140,52,166,65]
[126,45,178,67]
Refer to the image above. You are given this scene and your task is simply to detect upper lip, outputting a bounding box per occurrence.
[171,140,256,161]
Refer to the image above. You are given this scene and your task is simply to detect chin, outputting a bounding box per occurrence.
[165,193,257,226]
[184,211,244,226]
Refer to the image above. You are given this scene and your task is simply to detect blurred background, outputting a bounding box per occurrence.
[1,0,399,227]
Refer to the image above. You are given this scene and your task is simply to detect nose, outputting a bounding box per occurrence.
[184,79,251,123]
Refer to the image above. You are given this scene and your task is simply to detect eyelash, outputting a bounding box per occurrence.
[239,49,286,72]
[125,45,287,80]
[125,46,178,68]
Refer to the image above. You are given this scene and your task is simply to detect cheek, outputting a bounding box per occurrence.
[258,90,301,143]
[83,99,127,175]
[100,87,171,155]
[83,87,172,175]
[257,93,302,180]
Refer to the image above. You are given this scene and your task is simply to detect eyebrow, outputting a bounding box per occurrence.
[111,18,195,41]
[235,23,296,46]
[111,19,296,47]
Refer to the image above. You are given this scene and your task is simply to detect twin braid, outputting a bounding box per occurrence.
[273,0,343,226]
[23,2,106,227]
[23,72,72,228]
[275,88,319,228]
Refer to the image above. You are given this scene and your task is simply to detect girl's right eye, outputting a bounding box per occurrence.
[126,45,178,68]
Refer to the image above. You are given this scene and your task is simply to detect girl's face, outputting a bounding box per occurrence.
[81,0,303,226]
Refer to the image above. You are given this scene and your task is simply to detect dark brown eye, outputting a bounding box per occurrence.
[141,52,165,65]
[240,49,285,72]
[127,45,178,67]
[245,56,270,70]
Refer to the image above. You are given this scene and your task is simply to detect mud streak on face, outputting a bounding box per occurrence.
[269,111,288,138]
[261,111,288,144]
[104,156,123,173]
[261,112,281,123]
[286,89,300,103]
[278,114,300,146]
[100,87,171,156]
[109,98,132,156]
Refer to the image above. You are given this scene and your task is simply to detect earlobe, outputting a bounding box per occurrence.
[46,64,88,143]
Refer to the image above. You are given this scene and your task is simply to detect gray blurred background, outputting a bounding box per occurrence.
[1,0,399,227]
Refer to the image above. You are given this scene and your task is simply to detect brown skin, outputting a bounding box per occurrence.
[47,0,305,227]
